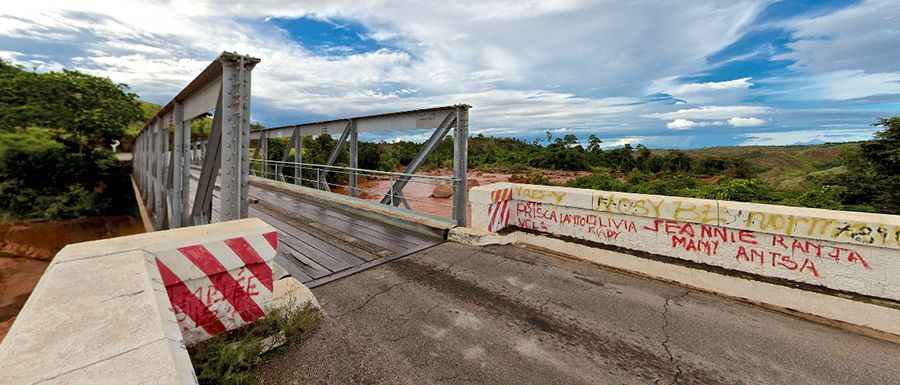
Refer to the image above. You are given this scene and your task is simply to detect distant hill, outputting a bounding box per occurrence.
[655,142,861,191]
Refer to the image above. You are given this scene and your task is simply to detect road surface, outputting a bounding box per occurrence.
[259,242,900,385]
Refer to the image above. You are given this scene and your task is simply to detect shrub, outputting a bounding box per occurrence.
[784,185,845,210]
[686,178,778,203]
[189,303,321,385]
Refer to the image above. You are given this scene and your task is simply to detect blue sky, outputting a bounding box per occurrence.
[1,1,899,148]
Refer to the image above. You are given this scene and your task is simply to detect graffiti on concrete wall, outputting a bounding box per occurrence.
[514,186,567,204]
[587,191,900,249]
[513,201,895,297]
[720,206,900,248]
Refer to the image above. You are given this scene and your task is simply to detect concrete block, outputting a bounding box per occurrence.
[0,250,197,385]
[272,277,319,310]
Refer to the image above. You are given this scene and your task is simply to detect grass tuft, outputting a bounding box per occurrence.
[188,300,322,385]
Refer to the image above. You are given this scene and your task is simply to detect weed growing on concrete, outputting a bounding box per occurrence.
[188,301,322,385]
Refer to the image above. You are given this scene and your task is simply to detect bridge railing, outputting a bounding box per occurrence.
[249,158,459,221]
[132,51,259,230]
[244,105,471,226]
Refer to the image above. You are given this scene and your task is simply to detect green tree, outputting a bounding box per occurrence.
[0,61,142,219]
[0,64,143,151]
[587,134,603,153]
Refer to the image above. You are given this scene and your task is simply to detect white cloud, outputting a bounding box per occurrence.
[601,136,643,149]
[768,0,900,101]
[650,77,755,104]
[0,1,769,131]
[761,70,900,101]
[742,128,876,146]
[648,105,773,120]
[777,0,900,74]
[727,116,766,127]
[670,77,753,94]
[667,119,697,129]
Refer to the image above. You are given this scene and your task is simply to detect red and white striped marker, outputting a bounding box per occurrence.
[487,188,512,232]
[153,231,280,343]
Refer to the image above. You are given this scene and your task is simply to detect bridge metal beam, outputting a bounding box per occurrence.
[248,104,470,226]
[453,105,469,226]
[133,51,258,230]
[317,120,352,191]
[349,120,358,197]
[379,111,456,206]
[291,128,302,185]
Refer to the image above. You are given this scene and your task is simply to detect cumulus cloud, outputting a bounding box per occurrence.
[727,116,766,127]
[666,119,697,129]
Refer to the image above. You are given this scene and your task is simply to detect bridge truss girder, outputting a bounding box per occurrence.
[247,105,470,226]
[133,51,259,230]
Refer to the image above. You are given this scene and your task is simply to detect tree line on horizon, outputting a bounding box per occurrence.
[257,121,899,215]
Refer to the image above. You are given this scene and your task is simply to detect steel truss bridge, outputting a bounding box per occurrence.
[133,52,469,286]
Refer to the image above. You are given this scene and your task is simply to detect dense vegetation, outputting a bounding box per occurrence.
[0,60,143,220]
[257,120,899,215]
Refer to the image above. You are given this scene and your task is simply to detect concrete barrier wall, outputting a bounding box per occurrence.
[0,218,307,385]
[471,183,900,303]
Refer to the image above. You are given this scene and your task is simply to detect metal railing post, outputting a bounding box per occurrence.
[452,105,469,226]
[219,55,255,221]
[349,120,358,197]
[296,131,303,185]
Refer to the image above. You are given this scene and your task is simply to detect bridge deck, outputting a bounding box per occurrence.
[248,182,444,287]
[188,170,444,288]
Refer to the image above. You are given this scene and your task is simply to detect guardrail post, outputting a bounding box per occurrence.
[453,105,469,226]
[154,119,164,229]
[172,102,190,227]
[295,129,302,185]
[350,119,358,197]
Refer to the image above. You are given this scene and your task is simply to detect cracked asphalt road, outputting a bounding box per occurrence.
[259,242,900,385]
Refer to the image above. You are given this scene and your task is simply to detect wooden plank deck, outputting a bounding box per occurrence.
[188,169,444,288]
[248,184,444,288]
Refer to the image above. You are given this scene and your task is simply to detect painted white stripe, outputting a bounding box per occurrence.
[244,233,278,260]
